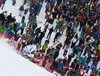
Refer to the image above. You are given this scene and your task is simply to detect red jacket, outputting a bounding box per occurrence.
[91,16,94,21]
[58,10,62,16]
[50,2,54,7]
[90,72,95,76]
[31,0,34,4]
[41,0,44,2]
[86,27,91,35]
[81,15,85,20]
[0,1,1,7]
[54,5,57,10]
[96,25,99,29]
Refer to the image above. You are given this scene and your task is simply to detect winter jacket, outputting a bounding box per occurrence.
[97,7,100,12]
[56,22,61,28]
[5,29,11,35]
[71,70,75,76]
[9,32,15,38]
[39,32,45,39]
[76,51,81,59]
[46,4,49,10]
[9,24,14,29]
[0,25,6,33]
[0,24,2,27]
[50,49,55,56]
[96,30,100,35]
[95,70,99,76]
[21,23,26,29]
[7,15,12,23]
[51,0,56,3]
[35,28,41,33]
[49,28,53,34]
[44,25,48,30]
[81,57,87,64]
[75,70,80,76]
[39,4,42,11]
[55,32,61,38]
[52,12,57,19]
[2,0,6,4]
[78,59,81,65]
[73,46,79,53]
[19,5,24,11]
[90,72,95,76]
[33,16,36,23]
[92,66,97,72]
[88,61,93,67]
[57,62,64,71]
[86,27,91,35]
[58,10,62,16]
[0,1,1,7]
[24,9,28,14]
[0,13,5,21]
[16,25,21,31]
[97,44,100,50]
[42,44,48,51]
[84,63,88,70]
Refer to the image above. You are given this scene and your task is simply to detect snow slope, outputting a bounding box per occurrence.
[0,38,55,76]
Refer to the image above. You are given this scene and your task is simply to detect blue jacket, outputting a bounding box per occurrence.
[73,46,79,53]
[0,24,2,27]
[76,51,81,58]
[84,64,88,70]
[73,24,77,28]
[87,13,89,18]
[21,23,26,29]
[31,28,35,34]
[82,0,85,3]
[16,24,21,31]
[82,26,86,32]
[5,29,11,35]
[97,7,100,12]
[9,32,15,38]
[92,66,97,72]
[46,4,49,9]
[2,0,6,4]
[71,5,74,9]
[78,36,82,40]
[96,30,100,35]
[57,63,64,71]
[90,13,95,17]
[97,36,100,40]
[81,57,87,64]
[39,5,42,11]
[70,28,74,33]
[93,32,97,38]
[51,0,56,3]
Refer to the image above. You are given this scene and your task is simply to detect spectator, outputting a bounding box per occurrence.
[19,4,24,16]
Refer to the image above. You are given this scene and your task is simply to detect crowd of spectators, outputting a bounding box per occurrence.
[0,0,100,76]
